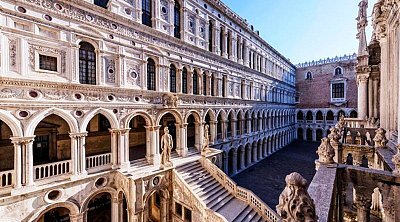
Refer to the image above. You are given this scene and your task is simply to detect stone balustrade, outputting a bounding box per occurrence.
[201,156,280,222]
[34,160,71,181]
[86,153,112,172]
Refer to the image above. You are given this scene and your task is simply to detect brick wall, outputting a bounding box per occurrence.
[296,59,358,109]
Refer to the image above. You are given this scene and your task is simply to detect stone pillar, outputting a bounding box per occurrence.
[238,37,243,64]
[357,74,369,119]
[239,148,245,170]
[243,40,249,67]
[10,138,24,189]
[112,197,119,222]
[70,214,84,222]
[263,140,267,157]
[210,121,217,144]
[223,153,228,173]
[177,124,188,157]
[355,189,372,222]
[24,137,35,186]
[257,143,262,160]
[231,118,237,138]
[312,129,316,142]
[176,68,182,93]
[222,28,228,58]
[109,129,120,169]
[145,126,161,165]
[206,73,211,96]
[232,150,238,174]
[69,133,81,177]
[252,143,257,163]
[246,146,251,166]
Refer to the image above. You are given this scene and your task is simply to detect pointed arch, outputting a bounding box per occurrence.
[80,108,119,132]
[0,110,23,137]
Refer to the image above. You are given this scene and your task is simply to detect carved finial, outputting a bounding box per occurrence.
[316,138,335,164]
[356,0,369,58]
[392,144,400,177]
[328,127,341,144]
[373,128,388,148]
[277,172,318,222]
[335,114,346,130]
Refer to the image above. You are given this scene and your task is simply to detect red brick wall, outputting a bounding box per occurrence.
[296,59,358,109]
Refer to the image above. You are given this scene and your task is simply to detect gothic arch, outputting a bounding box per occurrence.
[203,109,216,122]
[81,187,118,213]
[183,110,202,123]
[25,108,79,136]
[156,109,183,124]
[80,108,119,132]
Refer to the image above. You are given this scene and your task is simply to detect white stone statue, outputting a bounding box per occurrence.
[276,172,318,222]
[316,137,335,164]
[201,124,210,155]
[335,114,346,130]
[160,126,173,167]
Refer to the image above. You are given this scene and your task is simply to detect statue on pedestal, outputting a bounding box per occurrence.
[202,124,210,155]
[160,127,173,168]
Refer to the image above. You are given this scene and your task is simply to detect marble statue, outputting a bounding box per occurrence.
[202,124,210,155]
[160,127,173,167]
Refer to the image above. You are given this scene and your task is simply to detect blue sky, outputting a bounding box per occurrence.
[223,0,374,64]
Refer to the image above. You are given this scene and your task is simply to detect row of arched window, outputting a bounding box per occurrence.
[305,67,343,80]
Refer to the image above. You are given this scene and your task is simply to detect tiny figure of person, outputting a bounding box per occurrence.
[160,126,173,166]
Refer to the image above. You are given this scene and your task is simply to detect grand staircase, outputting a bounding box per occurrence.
[175,160,277,222]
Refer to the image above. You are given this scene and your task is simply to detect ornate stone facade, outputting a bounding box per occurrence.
[0,0,295,221]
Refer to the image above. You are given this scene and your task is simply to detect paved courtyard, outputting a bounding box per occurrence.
[232,141,319,208]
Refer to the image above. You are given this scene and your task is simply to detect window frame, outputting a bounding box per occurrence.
[330,80,346,102]
[334,66,343,76]
[169,64,177,93]
[35,50,61,74]
[142,0,152,27]
[79,42,97,85]
[147,58,156,91]
[305,71,313,80]
[173,1,181,38]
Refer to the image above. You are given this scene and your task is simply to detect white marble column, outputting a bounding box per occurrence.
[145,126,161,165]
[357,74,369,119]
[232,150,238,174]
[10,138,23,189]
[177,124,188,157]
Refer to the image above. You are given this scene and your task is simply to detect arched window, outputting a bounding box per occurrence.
[211,74,215,96]
[142,0,152,27]
[208,20,213,52]
[203,72,207,96]
[174,1,181,38]
[182,67,188,94]
[193,70,198,95]
[169,64,177,93]
[219,27,223,56]
[79,42,96,85]
[147,58,156,90]
[305,71,313,80]
[335,67,343,75]
[222,75,227,97]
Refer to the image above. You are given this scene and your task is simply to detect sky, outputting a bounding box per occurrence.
[222,0,375,64]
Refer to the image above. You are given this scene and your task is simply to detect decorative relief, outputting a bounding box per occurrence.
[9,39,17,69]
[188,16,195,34]
[372,128,388,148]
[127,65,140,86]
[105,58,116,83]
[199,22,206,38]
[316,137,335,164]
[160,0,169,21]
[28,44,66,75]
[277,172,318,222]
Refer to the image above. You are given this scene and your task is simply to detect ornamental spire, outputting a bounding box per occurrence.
[356,0,369,60]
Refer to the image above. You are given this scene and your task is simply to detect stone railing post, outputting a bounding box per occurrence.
[277,172,318,222]
[373,128,388,148]
[328,127,341,163]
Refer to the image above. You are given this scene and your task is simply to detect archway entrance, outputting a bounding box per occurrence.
[145,190,169,222]
[306,128,313,141]
[33,115,72,180]
[0,120,14,187]
[187,114,196,149]
[39,207,71,222]
[128,116,147,161]
[297,128,304,141]
[228,148,235,175]
[159,113,177,152]
[87,193,112,222]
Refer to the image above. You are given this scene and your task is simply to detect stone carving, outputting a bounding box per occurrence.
[372,128,388,148]
[160,127,173,168]
[28,44,66,76]
[201,124,210,155]
[335,113,345,130]
[276,172,318,222]
[162,93,178,108]
[105,58,116,83]
[328,127,341,144]
[316,137,335,164]
[9,39,17,68]
[392,144,400,177]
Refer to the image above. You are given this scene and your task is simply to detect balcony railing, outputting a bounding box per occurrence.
[0,170,13,188]
[34,160,71,180]
[86,153,112,171]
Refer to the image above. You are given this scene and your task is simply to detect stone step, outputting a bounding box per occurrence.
[184,170,209,184]
[206,190,232,208]
[198,184,225,200]
[212,197,248,221]
[210,194,235,211]
[241,209,258,222]
[192,176,218,193]
[175,161,201,174]
[203,186,227,204]
[232,206,253,222]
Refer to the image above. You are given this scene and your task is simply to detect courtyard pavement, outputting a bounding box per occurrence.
[232,140,319,209]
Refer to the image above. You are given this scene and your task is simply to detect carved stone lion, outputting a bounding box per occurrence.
[276,172,318,222]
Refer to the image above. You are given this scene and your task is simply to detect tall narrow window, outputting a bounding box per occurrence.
[220,27,223,56]
[182,67,188,94]
[208,21,213,52]
[142,0,152,27]
[147,58,156,91]
[227,32,231,59]
[335,67,343,75]
[170,64,177,92]
[332,82,345,99]
[79,42,96,85]
[193,70,198,95]
[203,72,207,96]
[211,74,215,96]
[174,1,181,38]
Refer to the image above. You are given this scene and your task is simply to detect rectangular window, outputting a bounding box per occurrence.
[39,55,57,72]
[184,208,192,222]
[175,202,182,216]
[332,83,345,99]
